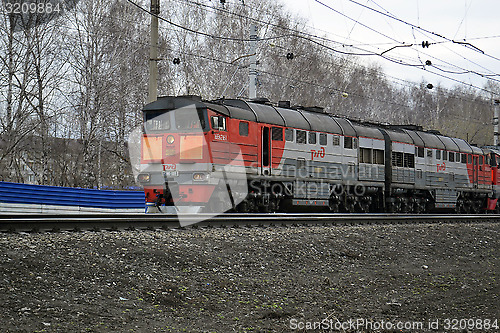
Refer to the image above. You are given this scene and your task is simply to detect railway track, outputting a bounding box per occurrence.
[0,213,499,232]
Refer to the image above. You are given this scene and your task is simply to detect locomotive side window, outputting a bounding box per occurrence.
[308,132,316,144]
[332,135,340,146]
[468,154,472,164]
[285,129,294,142]
[272,127,283,141]
[392,151,403,167]
[479,156,484,164]
[456,152,460,161]
[449,152,455,162]
[296,130,306,144]
[319,133,327,146]
[373,149,384,164]
[461,153,467,163]
[344,136,353,149]
[443,151,447,161]
[404,153,415,168]
[427,149,433,158]
[491,154,498,166]
[416,147,424,158]
[211,116,226,131]
[360,148,372,163]
[239,121,249,136]
[436,150,441,160]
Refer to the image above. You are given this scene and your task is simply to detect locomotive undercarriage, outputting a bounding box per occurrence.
[225,180,490,214]
[456,192,489,214]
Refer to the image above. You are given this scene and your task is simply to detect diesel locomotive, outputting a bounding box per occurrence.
[137,95,500,214]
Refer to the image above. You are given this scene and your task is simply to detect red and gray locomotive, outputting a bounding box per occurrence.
[137,95,500,214]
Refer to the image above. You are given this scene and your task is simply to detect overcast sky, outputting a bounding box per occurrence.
[283,0,500,94]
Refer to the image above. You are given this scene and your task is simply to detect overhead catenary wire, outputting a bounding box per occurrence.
[313,0,500,85]
[343,0,500,64]
[169,0,500,95]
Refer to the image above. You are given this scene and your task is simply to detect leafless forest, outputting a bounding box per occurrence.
[0,0,497,188]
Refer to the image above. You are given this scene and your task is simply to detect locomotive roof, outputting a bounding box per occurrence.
[381,128,414,144]
[351,123,384,140]
[402,129,425,147]
[144,97,480,154]
[450,137,474,154]
[412,131,445,149]
[436,135,461,152]
[143,95,206,111]
[222,99,347,135]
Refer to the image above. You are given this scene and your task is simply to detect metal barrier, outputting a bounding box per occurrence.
[0,182,145,213]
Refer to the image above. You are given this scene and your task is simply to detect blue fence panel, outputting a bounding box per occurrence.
[0,182,145,209]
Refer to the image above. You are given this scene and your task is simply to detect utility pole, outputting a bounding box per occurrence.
[148,0,159,104]
[249,24,257,100]
[494,99,500,146]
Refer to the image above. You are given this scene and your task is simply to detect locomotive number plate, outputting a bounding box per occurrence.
[162,171,178,177]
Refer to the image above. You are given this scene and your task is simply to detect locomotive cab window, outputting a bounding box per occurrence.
[436,150,441,160]
[239,121,249,136]
[285,129,294,142]
[479,156,484,165]
[416,147,424,158]
[468,154,472,164]
[427,149,433,158]
[308,132,316,144]
[319,133,327,146]
[145,111,170,131]
[449,152,455,162]
[211,115,226,131]
[272,127,283,141]
[443,151,447,161]
[176,109,207,130]
[332,135,340,146]
[461,153,467,163]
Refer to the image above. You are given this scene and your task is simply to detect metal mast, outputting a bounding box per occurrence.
[494,99,500,146]
[249,24,258,100]
[148,0,159,104]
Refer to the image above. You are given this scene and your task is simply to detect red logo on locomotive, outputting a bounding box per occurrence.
[163,164,176,171]
[437,162,446,172]
[310,147,326,161]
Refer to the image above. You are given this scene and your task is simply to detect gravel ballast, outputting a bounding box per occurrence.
[0,222,499,332]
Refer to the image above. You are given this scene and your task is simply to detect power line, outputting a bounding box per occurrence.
[314,0,500,82]
[172,0,499,95]
[344,0,500,64]
[126,0,289,42]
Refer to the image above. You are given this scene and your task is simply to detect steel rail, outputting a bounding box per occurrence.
[0,213,499,232]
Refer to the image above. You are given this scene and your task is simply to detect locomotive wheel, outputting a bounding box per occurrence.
[328,199,340,212]
[344,197,356,213]
[236,200,251,213]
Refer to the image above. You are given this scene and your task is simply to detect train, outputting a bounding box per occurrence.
[136,95,500,214]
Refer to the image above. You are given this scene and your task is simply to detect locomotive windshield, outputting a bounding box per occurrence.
[144,108,208,132]
[174,108,207,131]
[144,111,170,131]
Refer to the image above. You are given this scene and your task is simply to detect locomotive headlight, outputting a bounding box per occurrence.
[137,173,151,183]
[166,135,175,144]
[193,173,207,181]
